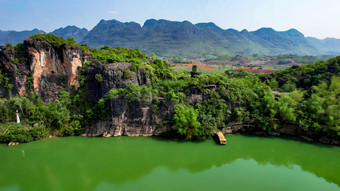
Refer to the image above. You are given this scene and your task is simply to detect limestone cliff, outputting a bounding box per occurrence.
[82,61,175,137]
[0,38,175,137]
[85,62,150,101]
[0,38,83,100]
[83,97,175,137]
[0,45,29,96]
[25,38,83,100]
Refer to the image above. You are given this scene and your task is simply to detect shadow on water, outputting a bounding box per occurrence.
[0,134,339,191]
[150,135,207,144]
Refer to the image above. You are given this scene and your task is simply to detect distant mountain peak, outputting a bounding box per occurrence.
[143,19,157,27]
[254,27,276,34]
[51,25,89,42]
[2,18,338,56]
[80,18,322,57]
[195,22,222,31]
[284,28,304,37]
[241,29,249,33]
[226,28,239,33]
[143,19,194,28]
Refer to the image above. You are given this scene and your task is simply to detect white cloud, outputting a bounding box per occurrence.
[108,10,119,15]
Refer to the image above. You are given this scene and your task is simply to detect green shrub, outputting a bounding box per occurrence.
[280,83,296,92]
[123,69,132,80]
[172,103,202,140]
[0,125,49,143]
[95,74,103,83]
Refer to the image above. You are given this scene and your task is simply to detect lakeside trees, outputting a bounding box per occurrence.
[0,35,340,142]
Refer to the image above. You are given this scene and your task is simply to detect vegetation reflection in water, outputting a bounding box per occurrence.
[0,135,340,191]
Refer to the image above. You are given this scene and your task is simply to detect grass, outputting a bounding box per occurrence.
[263,65,291,70]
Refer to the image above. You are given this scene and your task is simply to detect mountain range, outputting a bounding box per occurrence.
[1,19,340,58]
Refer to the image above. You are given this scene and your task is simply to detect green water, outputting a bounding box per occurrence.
[1,135,340,191]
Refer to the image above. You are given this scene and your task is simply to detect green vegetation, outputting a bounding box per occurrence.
[30,33,77,48]
[1,34,340,143]
[0,123,49,143]
[173,65,233,75]
[0,91,83,143]
[122,69,132,80]
[95,74,103,83]
[172,103,202,140]
[0,69,13,97]
[267,56,340,90]
[192,65,197,72]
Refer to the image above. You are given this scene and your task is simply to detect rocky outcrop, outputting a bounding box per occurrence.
[83,96,175,137]
[25,38,83,100]
[86,62,150,101]
[187,86,203,105]
[277,123,300,135]
[8,141,19,146]
[0,46,29,96]
[0,38,83,100]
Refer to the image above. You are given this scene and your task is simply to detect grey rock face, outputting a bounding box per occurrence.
[0,46,30,97]
[84,96,175,137]
[0,38,83,101]
[86,62,150,101]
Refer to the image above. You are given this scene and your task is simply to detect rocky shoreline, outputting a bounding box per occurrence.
[80,118,340,147]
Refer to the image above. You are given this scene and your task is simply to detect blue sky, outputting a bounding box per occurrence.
[0,0,339,39]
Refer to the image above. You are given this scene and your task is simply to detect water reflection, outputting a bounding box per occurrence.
[0,135,339,191]
[94,161,339,191]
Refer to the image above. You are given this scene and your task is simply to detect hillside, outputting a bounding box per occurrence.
[171,54,332,75]
[82,19,320,57]
[307,37,340,55]
[1,19,340,58]
[0,26,88,47]
[51,26,89,43]
[0,29,44,45]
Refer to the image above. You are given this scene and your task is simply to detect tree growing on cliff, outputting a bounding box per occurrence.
[95,74,103,83]
[172,103,203,140]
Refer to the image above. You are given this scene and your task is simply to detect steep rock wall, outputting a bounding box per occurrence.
[25,38,82,100]
[85,62,150,101]
[0,39,83,100]
[0,46,29,96]
[83,96,175,137]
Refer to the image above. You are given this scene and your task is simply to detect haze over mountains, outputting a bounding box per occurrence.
[0,19,339,58]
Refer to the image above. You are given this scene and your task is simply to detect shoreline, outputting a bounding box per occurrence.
[4,129,339,147]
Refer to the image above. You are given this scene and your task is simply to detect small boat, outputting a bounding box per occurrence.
[213,130,227,145]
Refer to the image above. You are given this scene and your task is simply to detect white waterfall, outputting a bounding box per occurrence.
[16,110,20,123]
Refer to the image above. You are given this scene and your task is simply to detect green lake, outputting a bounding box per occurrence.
[1,135,340,191]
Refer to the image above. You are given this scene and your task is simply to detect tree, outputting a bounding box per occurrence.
[122,69,132,80]
[192,65,198,72]
[252,90,278,130]
[150,52,156,59]
[172,104,202,140]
